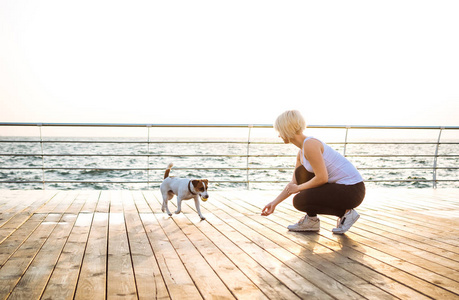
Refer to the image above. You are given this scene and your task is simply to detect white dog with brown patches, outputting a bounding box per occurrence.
[160,163,209,220]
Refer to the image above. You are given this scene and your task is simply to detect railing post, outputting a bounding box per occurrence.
[343,126,350,156]
[432,127,444,189]
[246,125,253,190]
[147,125,151,189]
[38,124,45,189]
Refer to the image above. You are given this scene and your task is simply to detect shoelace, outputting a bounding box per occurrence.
[297,215,307,225]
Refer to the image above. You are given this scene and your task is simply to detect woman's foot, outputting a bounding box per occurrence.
[288,215,320,232]
[333,209,360,234]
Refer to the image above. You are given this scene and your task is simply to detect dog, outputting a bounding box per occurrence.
[160,163,209,220]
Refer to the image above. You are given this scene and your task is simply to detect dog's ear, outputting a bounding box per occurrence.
[191,180,200,187]
[202,179,209,188]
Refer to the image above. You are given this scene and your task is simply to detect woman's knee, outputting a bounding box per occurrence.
[292,192,309,212]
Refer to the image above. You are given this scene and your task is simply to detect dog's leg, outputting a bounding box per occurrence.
[194,196,206,220]
[175,197,182,215]
[162,192,172,216]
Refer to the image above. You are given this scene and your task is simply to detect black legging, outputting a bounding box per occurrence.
[293,165,365,217]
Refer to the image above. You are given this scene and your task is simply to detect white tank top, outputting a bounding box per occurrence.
[301,137,363,185]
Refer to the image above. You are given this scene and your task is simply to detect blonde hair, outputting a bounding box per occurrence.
[274,110,306,140]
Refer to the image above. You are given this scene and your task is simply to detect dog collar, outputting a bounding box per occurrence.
[188,180,197,195]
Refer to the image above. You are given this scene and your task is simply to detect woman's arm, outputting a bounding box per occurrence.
[261,151,302,216]
[286,139,328,194]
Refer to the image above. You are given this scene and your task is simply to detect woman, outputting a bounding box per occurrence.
[261,110,365,234]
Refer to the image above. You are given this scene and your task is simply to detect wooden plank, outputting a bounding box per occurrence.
[0,213,48,267]
[106,191,137,299]
[124,191,170,300]
[0,213,62,300]
[72,189,109,300]
[171,213,271,300]
[79,190,101,213]
[73,212,108,300]
[41,213,94,300]
[151,205,238,298]
[0,191,22,208]
[8,214,78,300]
[0,190,55,243]
[0,191,48,227]
[35,190,77,214]
[95,190,110,213]
[6,190,86,299]
[0,191,78,300]
[141,191,204,300]
[140,212,203,300]
[0,191,30,217]
[132,190,153,213]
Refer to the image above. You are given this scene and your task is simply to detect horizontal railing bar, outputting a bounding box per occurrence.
[2,153,458,158]
[0,181,162,184]
[0,140,256,144]
[1,140,458,145]
[339,142,459,145]
[0,154,294,157]
[346,155,459,157]
[357,180,458,182]
[0,180,243,184]
[0,122,272,128]
[2,167,458,171]
[1,140,459,150]
[2,122,459,130]
[0,179,456,184]
[0,167,289,171]
[358,167,459,170]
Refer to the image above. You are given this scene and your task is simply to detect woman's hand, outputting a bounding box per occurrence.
[286,182,301,194]
[261,201,277,216]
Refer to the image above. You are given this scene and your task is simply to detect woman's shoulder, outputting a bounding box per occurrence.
[303,137,322,148]
[303,137,324,156]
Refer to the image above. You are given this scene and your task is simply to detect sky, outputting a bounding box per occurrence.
[1,0,459,132]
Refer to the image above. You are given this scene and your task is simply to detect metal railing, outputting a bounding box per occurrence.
[0,122,458,189]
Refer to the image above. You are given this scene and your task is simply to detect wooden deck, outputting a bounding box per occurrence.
[0,188,458,299]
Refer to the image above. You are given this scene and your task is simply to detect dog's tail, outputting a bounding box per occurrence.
[164,163,174,179]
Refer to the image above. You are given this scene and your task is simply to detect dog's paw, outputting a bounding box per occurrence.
[200,216,206,221]
[174,210,181,214]
[168,213,172,217]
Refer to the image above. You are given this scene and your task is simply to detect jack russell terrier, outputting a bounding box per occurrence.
[160,163,209,220]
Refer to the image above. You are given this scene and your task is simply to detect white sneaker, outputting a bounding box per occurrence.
[333,209,360,234]
[288,215,320,232]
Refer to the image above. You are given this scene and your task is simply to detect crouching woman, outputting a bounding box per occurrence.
[261,110,365,234]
